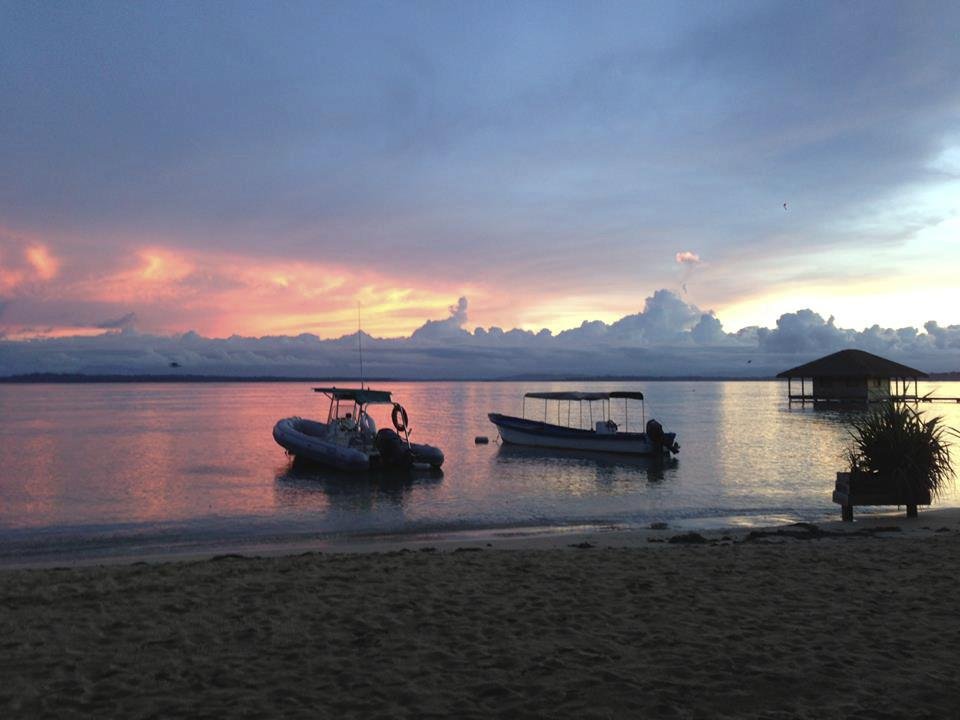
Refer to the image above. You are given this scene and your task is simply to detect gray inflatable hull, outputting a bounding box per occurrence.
[273,417,444,472]
[273,417,370,472]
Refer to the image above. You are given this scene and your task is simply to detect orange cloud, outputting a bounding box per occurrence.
[25,244,60,280]
[0,232,648,340]
[0,232,62,292]
[4,326,111,341]
[72,248,198,304]
[58,242,467,338]
[139,249,193,282]
[5,229,591,339]
[0,263,25,293]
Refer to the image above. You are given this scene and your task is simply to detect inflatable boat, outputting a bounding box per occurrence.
[273,387,444,472]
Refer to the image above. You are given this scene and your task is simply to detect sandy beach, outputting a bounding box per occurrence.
[3,512,960,719]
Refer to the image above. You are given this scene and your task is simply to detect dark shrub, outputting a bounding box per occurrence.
[846,403,958,502]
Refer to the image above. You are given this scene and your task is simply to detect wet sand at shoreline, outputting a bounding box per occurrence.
[3,510,960,719]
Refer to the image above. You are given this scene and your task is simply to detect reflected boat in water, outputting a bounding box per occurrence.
[489,391,680,456]
[493,443,675,483]
[274,457,443,511]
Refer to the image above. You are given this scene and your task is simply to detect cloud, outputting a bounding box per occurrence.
[449,297,468,325]
[410,296,470,342]
[24,244,59,280]
[95,312,138,333]
[1,3,958,326]
[756,310,852,354]
[690,313,726,345]
[0,239,465,339]
[605,289,702,344]
[3,289,958,378]
[0,8,958,368]
[924,321,960,350]
[0,233,61,292]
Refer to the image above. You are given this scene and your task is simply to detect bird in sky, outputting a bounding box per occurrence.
[783,202,788,211]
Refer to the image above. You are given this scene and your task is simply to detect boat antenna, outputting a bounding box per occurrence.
[357,303,364,389]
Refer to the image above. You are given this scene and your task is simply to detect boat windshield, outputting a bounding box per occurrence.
[314,387,394,427]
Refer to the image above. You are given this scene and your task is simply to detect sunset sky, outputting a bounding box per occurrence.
[1,1,959,376]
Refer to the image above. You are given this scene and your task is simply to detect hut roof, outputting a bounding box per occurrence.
[776,349,927,379]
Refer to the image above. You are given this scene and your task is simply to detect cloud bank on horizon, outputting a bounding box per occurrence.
[2,289,958,379]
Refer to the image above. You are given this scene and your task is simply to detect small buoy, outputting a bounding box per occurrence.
[474,436,489,444]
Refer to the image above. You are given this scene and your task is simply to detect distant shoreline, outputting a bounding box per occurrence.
[1,372,958,384]
[0,372,783,384]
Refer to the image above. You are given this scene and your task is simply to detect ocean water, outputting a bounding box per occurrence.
[1,380,959,564]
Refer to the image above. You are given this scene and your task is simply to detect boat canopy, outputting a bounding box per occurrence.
[525,391,609,401]
[524,391,643,401]
[313,387,394,405]
[609,391,644,401]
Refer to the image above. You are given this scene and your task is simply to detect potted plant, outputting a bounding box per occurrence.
[834,403,958,520]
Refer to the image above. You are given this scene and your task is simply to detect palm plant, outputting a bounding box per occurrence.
[845,402,958,502]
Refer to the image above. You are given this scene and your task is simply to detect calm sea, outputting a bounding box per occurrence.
[2,380,959,565]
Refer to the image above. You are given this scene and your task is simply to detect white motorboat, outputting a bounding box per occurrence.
[274,387,444,472]
[488,391,679,455]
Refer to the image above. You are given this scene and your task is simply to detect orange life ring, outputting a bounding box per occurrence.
[391,403,409,433]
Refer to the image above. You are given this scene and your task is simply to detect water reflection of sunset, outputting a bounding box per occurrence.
[3,382,960,556]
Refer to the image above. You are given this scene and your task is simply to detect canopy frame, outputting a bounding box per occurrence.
[521,390,645,431]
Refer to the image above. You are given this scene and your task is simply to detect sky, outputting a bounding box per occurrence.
[1,1,959,377]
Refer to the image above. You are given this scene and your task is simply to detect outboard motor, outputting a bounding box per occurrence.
[647,418,665,448]
[375,428,413,468]
[646,418,664,445]
[646,418,680,455]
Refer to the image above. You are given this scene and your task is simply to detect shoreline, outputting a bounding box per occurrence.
[2,505,958,571]
[3,507,960,717]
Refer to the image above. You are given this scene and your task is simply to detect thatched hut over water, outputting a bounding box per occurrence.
[776,349,926,405]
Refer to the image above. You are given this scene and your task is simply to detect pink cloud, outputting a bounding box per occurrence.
[25,244,60,280]
[675,251,701,265]
[0,229,62,292]
[26,242,469,338]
